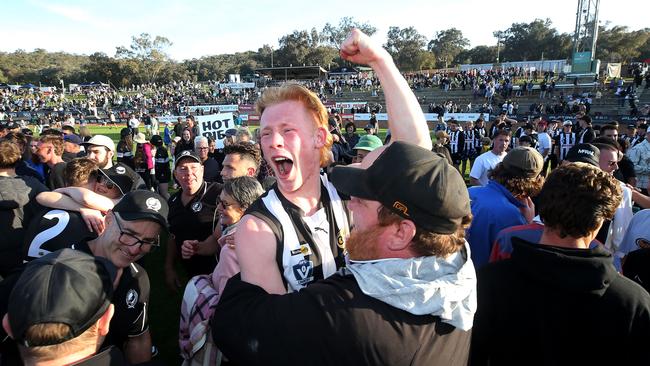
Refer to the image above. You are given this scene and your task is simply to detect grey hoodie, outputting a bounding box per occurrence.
[0,175,47,275]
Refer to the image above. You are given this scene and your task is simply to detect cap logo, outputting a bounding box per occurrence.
[116,166,126,174]
[126,289,138,309]
[146,197,162,212]
[392,201,410,216]
[578,149,594,156]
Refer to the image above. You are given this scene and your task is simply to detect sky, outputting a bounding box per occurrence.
[2,0,646,61]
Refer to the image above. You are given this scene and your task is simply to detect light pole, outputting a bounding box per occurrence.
[271,46,274,68]
[493,31,504,64]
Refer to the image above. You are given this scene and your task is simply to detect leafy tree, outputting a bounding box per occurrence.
[115,33,173,83]
[384,26,428,71]
[498,19,572,61]
[454,45,498,65]
[321,17,377,47]
[596,25,650,63]
[428,28,469,68]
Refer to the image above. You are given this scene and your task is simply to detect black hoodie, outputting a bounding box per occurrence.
[0,175,47,277]
[471,237,650,365]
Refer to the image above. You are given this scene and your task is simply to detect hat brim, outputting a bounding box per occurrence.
[118,212,168,233]
[330,165,376,201]
[175,155,201,166]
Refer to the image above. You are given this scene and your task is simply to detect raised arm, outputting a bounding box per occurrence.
[340,29,431,150]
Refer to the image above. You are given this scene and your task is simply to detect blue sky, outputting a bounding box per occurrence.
[2,0,645,61]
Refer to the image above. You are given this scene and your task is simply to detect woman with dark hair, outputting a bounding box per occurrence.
[133,132,154,190]
[116,128,135,169]
[174,128,194,158]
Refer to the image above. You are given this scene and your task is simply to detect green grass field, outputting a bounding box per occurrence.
[69,124,450,364]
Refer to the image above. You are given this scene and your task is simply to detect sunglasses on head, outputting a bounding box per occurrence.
[96,174,117,190]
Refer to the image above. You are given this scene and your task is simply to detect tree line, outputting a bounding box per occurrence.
[1,17,648,87]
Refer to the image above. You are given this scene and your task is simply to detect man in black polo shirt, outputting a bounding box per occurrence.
[165,150,221,292]
[1,190,168,365]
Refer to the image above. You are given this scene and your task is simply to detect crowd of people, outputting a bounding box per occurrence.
[1,29,650,366]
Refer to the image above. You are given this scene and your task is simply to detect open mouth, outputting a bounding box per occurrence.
[272,157,293,178]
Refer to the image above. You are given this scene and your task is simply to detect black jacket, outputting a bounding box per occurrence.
[212,273,471,366]
[470,238,650,365]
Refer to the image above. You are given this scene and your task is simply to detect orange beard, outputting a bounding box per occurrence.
[346,224,386,261]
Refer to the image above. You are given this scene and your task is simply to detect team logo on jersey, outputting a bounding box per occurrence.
[191,201,202,212]
[292,259,314,286]
[116,166,126,174]
[146,197,162,212]
[126,289,138,309]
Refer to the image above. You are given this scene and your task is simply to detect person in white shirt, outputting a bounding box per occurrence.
[470,130,511,186]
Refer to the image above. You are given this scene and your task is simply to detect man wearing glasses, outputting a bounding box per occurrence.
[1,190,169,365]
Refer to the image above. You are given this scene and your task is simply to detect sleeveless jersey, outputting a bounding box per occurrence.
[246,174,350,292]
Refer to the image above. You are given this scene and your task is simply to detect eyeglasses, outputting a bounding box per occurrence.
[197,147,209,150]
[114,214,159,252]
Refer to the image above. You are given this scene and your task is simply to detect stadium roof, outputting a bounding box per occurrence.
[255,65,328,80]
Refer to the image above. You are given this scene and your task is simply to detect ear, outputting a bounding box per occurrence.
[247,167,256,177]
[314,126,328,149]
[2,314,14,339]
[97,304,114,337]
[386,220,417,252]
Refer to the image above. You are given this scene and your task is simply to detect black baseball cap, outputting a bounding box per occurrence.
[174,150,202,168]
[330,141,470,234]
[564,143,600,167]
[99,163,139,195]
[8,249,116,347]
[112,190,169,231]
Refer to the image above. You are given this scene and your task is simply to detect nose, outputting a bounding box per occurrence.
[268,131,284,148]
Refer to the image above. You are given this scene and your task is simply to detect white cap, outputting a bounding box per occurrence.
[81,135,115,153]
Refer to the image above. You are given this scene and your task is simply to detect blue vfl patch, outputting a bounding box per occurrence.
[292,259,314,286]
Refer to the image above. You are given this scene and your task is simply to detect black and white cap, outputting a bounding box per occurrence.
[112,190,169,231]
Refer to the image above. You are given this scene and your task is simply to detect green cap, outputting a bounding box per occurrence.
[353,135,383,152]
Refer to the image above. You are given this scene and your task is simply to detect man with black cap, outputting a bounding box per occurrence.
[212,142,476,366]
[554,120,576,163]
[2,190,169,364]
[2,249,125,365]
[63,134,84,162]
[165,150,220,291]
[467,147,545,268]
